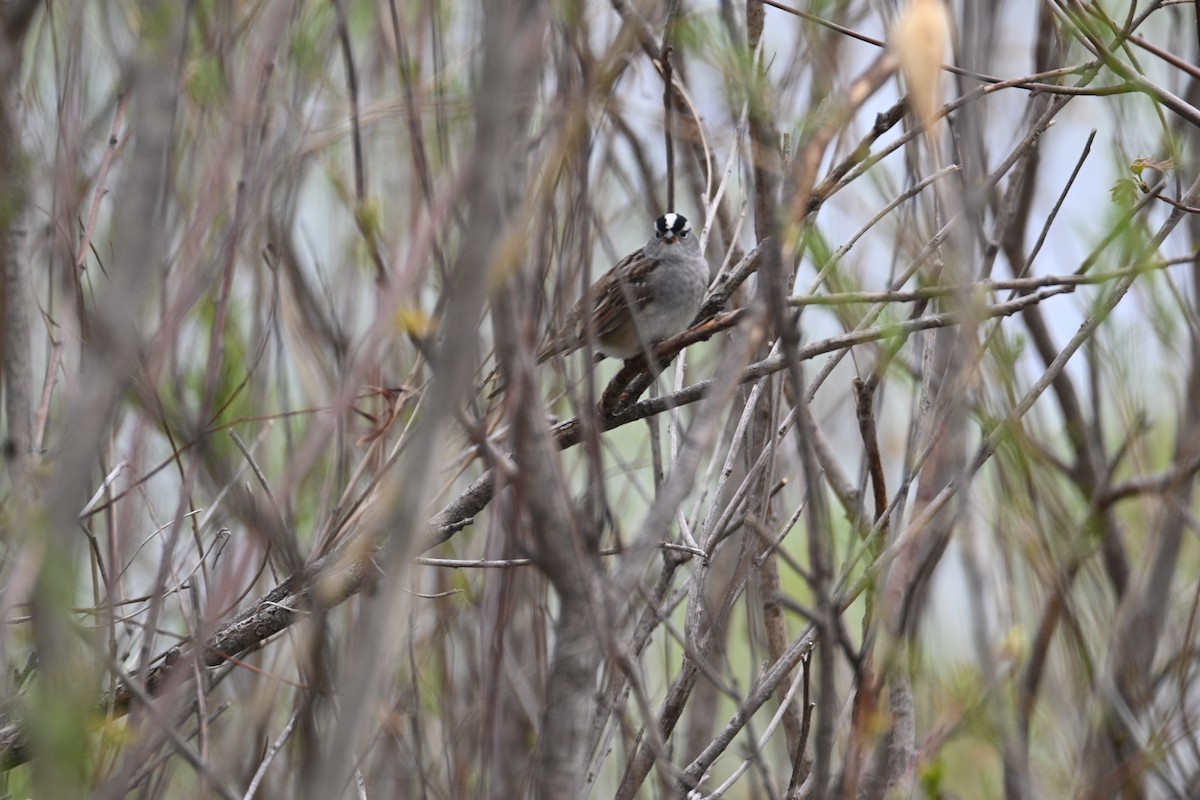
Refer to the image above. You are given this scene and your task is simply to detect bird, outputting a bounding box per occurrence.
[538,212,709,363]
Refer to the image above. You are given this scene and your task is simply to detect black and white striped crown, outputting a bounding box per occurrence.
[656,212,690,237]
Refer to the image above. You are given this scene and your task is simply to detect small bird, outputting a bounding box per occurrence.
[539,212,709,362]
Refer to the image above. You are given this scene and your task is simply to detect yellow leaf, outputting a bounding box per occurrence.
[394,305,436,338]
[892,0,951,133]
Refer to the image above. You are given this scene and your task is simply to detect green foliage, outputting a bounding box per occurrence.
[135,3,179,48]
[291,5,335,80]
[1109,176,1140,208]
[184,51,228,109]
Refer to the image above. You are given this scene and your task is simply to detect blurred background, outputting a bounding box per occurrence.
[0,1,1198,797]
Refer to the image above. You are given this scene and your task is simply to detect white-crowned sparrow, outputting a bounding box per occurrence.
[539,212,709,362]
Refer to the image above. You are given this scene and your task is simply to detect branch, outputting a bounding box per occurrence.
[0,280,1075,772]
[439,284,1075,546]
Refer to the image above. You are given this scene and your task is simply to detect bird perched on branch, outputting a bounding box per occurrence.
[538,212,709,362]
